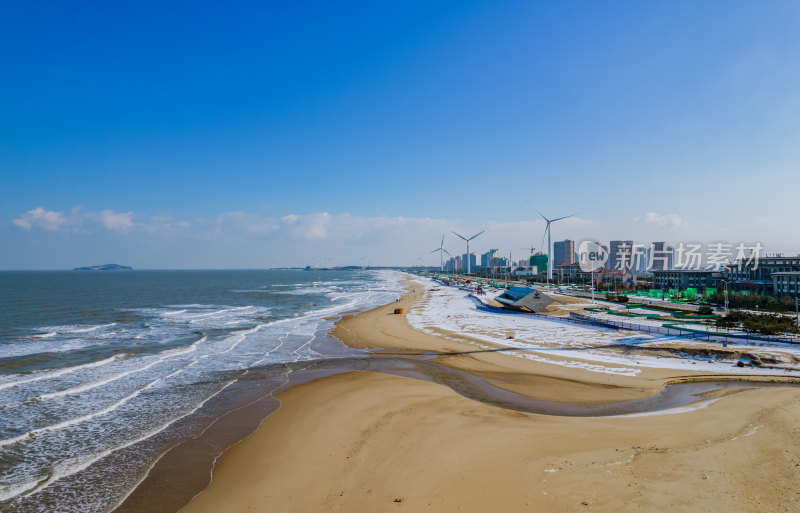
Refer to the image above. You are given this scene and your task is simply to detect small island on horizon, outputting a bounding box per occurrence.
[73,264,134,271]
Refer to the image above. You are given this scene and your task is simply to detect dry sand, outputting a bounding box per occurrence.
[180,278,800,513]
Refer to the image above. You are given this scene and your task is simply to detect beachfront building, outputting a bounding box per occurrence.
[652,269,721,291]
[557,262,581,278]
[773,272,800,298]
[494,286,555,313]
[596,269,624,286]
[556,263,593,284]
[553,240,575,268]
[724,256,800,297]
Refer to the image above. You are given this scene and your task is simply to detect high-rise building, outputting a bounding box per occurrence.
[633,244,650,273]
[649,242,674,271]
[553,240,575,267]
[481,249,499,268]
[454,255,462,272]
[530,253,548,272]
[461,253,477,271]
[608,240,635,272]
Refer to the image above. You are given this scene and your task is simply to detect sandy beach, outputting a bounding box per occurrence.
[179,277,800,513]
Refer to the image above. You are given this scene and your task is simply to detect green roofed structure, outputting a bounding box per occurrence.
[530,254,548,274]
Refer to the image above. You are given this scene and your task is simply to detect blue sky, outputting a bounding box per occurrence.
[2,1,799,268]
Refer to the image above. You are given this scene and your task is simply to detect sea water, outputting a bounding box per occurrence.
[0,269,404,512]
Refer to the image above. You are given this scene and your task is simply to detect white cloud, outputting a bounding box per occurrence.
[13,206,136,233]
[96,210,134,232]
[13,207,68,231]
[281,212,331,240]
[633,212,686,228]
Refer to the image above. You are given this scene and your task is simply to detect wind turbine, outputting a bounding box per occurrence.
[538,211,577,287]
[430,235,452,273]
[452,230,484,276]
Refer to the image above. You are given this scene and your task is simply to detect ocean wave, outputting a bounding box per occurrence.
[0,375,237,504]
[30,332,57,339]
[185,306,253,320]
[33,337,206,402]
[0,356,122,392]
[160,309,187,316]
[59,323,117,334]
[0,375,167,448]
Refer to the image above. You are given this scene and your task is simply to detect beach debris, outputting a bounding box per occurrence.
[394,308,405,315]
[393,498,403,502]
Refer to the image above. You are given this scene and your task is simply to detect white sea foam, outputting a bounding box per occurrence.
[34,337,206,402]
[0,376,165,448]
[60,323,118,334]
[0,376,237,504]
[0,356,121,392]
[185,306,253,321]
[161,309,187,316]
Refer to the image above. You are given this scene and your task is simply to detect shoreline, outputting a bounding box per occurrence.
[122,274,800,513]
[111,282,421,513]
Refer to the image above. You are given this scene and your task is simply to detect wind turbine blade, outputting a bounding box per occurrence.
[467,230,485,241]
[430,248,441,254]
[537,210,549,222]
[443,249,452,257]
[539,225,548,253]
[551,213,578,223]
[452,231,467,241]
[441,235,445,248]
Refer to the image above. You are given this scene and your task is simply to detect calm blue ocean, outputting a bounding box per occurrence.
[0,269,404,512]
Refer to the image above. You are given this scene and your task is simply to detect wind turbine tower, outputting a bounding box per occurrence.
[452,230,485,276]
[430,235,452,273]
[538,211,576,286]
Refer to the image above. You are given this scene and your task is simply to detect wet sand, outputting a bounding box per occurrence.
[176,278,800,513]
